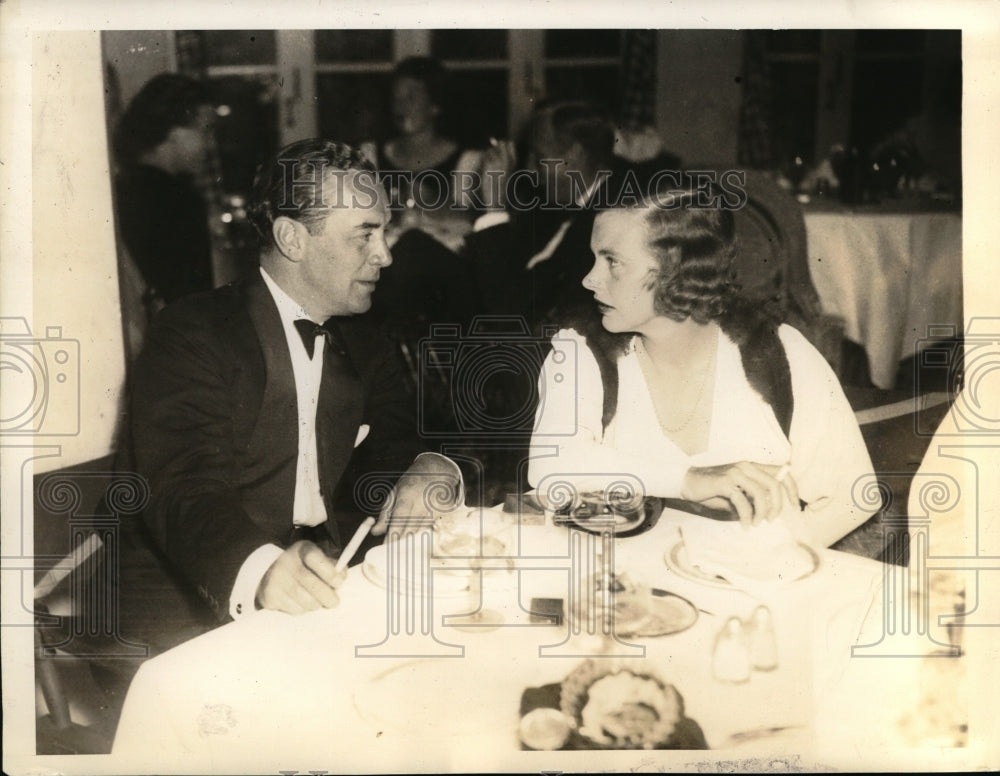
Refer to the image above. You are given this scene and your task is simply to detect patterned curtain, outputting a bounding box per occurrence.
[619,30,657,130]
[616,30,665,164]
[737,31,774,169]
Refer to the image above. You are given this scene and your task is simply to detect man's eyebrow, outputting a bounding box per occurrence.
[354,220,383,230]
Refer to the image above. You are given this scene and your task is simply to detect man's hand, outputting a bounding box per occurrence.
[371,453,464,538]
[681,462,800,528]
[255,540,347,615]
[477,138,517,211]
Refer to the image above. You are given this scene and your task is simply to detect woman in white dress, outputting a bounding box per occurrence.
[528,183,875,548]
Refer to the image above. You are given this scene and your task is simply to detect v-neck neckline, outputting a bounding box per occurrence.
[629,328,723,458]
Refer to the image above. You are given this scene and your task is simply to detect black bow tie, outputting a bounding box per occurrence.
[294,318,347,359]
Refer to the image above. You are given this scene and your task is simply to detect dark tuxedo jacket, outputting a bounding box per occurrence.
[126,271,421,628]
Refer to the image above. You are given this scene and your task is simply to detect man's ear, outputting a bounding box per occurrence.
[272,216,308,261]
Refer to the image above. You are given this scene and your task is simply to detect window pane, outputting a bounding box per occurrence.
[769,61,819,165]
[856,29,926,54]
[444,70,509,146]
[208,75,281,196]
[316,73,392,148]
[850,60,924,150]
[545,65,619,116]
[432,29,507,60]
[545,30,621,58]
[763,30,821,54]
[315,30,393,62]
[201,30,276,66]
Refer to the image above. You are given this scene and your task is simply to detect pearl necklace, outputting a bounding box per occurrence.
[635,337,715,434]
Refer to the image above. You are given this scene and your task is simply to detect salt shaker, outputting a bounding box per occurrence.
[713,617,751,683]
[747,605,779,671]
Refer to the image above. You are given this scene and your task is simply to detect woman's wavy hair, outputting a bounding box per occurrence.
[633,178,740,324]
[114,74,213,166]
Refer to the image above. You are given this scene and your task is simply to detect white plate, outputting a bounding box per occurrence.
[664,540,819,590]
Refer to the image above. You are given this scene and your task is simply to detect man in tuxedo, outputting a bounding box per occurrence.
[126,139,461,642]
[465,100,623,333]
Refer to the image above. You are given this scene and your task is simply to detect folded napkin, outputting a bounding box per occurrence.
[679,516,816,589]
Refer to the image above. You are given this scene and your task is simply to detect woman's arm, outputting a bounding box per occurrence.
[779,325,878,547]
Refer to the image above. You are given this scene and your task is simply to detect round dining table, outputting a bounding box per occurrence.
[110,505,972,773]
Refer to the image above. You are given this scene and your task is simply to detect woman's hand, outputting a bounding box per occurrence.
[680,462,800,528]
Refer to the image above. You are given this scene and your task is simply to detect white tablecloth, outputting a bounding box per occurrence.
[804,209,962,389]
[110,509,968,772]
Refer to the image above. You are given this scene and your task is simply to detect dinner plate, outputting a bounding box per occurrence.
[663,540,820,589]
[626,590,699,637]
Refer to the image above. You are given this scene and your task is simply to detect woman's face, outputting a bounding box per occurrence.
[583,209,661,334]
[391,77,437,136]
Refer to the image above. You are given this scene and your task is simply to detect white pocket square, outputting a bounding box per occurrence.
[354,424,370,448]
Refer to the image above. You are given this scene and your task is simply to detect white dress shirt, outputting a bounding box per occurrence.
[472,178,602,270]
[228,267,331,618]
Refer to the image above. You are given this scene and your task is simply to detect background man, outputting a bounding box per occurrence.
[123,139,461,648]
[465,99,622,331]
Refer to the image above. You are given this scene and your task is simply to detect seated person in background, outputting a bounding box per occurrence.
[361,56,480,216]
[124,139,462,647]
[114,73,217,307]
[465,99,627,333]
[529,178,875,549]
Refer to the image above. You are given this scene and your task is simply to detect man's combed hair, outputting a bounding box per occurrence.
[248,139,377,246]
[639,186,739,324]
[535,99,615,166]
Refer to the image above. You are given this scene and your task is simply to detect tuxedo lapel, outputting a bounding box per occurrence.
[315,319,365,533]
[241,274,299,535]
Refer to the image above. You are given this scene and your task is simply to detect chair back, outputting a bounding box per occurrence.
[693,166,844,376]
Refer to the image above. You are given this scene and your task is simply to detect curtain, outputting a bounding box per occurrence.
[737,31,774,169]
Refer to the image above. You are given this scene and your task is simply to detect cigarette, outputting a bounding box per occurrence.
[34,533,103,600]
[335,517,376,571]
[775,464,790,483]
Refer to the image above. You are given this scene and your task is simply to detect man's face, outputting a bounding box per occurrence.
[391,77,437,137]
[531,115,581,206]
[168,104,216,175]
[298,171,392,317]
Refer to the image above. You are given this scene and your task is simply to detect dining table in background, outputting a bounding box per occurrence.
[109,504,973,773]
[802,201,963,389]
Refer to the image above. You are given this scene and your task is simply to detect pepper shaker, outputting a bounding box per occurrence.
[747,605,779,671]
[713,617,751,683]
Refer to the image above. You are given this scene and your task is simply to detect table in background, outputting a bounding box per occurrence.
[803,203,962,389]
